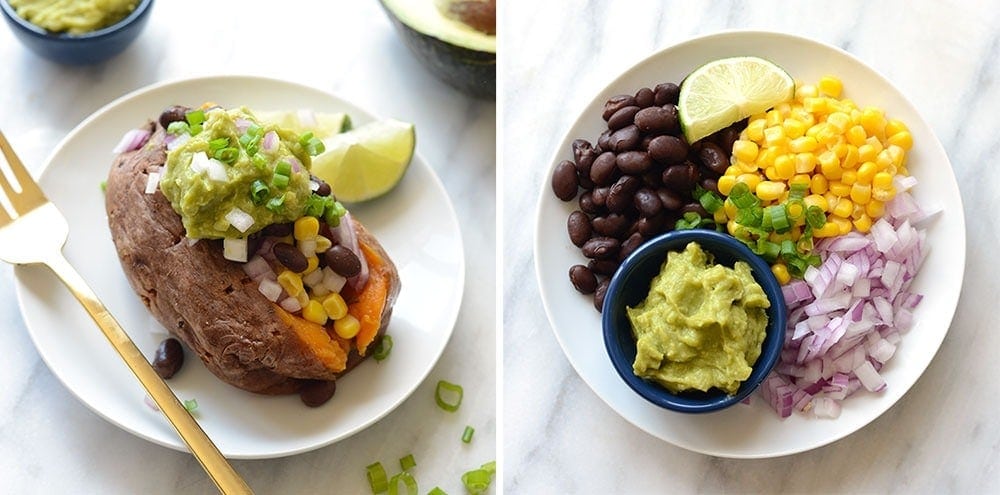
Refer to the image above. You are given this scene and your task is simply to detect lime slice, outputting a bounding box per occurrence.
[678,56,794,144]
[311,119,416,202]
[255,110,351,139]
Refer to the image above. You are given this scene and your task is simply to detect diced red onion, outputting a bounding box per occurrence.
[298,238,317,257]
[289,157,302,173]
[144,394,160,412]
[242,255,273,281]
[225,207,255,233]
[258,278,282,302]
[112,128,151,153]
[279,296,302,313]
[235,118,253,133]
[144,172,161,194]
[321,266,347,293]
[302,267,325,288]
[262,131,278,152]
[223,237,248,262]
[166,132,190,151]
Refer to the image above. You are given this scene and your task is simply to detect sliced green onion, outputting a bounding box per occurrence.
[304,193,327,217]
[373,335,393,361]
[780,239,797,258]
[209,137,229,153]
[251,153,268,170]
[766,205,790,232]
[387,471,417,495]
[805,205,827,229]
[183,399,198,412]
[214,147,239,164]
[480,461,496,476]
[461,426,475,443]
[250,180,269,205]
[789,181,809,200]
[674,211,703,230]
[100,180,107,193]
[305,138,325,156]
[324,199,347,228]
[366,462,389,494]
[461,468,492,495]
[246,123,263,137]
[274,160,292,177]
[298,131,315,144]
[427,488,448,495]
[399,454,416,472]
[189,123,203,136]
[266,195,285,213]
[435,380,463,412]
[185,109,205,126]
[729,182,759,209]
[271,173,290,189]
[166,121,190,135]
[786,254,810,277]
[786,199,805,221]
[735,204,763,227]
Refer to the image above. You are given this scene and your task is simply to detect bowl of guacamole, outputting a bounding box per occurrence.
[0,0,153,65]
[602,229,787,414]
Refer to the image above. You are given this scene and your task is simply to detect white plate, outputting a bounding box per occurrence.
[534,31,965,458]
[13,75,465,459]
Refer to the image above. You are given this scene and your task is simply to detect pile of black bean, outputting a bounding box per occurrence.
[551,82,745,312]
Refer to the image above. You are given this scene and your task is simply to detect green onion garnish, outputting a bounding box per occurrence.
[755,238,780,262]
[735,204,763,227]
[323,199,347,228]
[427,488,448,495]
[250,180,269,205]
[373,335,393,361]
[399,454,416,472]
[789,181,808,200]
[271,173,290,189]
[805,205,827,229]
[304,193,327,217]
[183,399,198,412]
[766,204,790,232]
[298,131,326,157]
[698,190,725,214]
[215,147,239,164]
[387,471,417,495]
[366,462,389,494]
[251,154,267,171]
[460,467,493,495]
[480,461,496,476]
[674,211,703,230]
[434,380,463,412]
[166,121,190,135]
[274,160,292,177]
[266,195,285,213]
[100,180,107,193]
[185,109,205,125]
[462,426,475,443]
[209,137,229,152]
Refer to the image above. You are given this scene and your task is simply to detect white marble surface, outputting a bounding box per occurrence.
[503,0,999,493]
[0,1,495,493]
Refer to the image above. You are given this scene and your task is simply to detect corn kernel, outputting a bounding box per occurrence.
[727,219,739,236]
[832,197,854,218]
[745,119,766,142]
[783,118,807,139]
[851,203,866,220]
[841,145,859,170]
[333,314,361,339]
[724,199,738,220]
[732,140,759,163]
[826,112,851,133]
[304,255,319,274]
[850,183,872,205]
[865,136,884,154]
[789,136,819,153]
[294,216,320,240]
[322,292,348,320]
[886,144,906,167]
[858,143,877,163]
[866,200,886,218]
[277,270,304,297]
[853,214,873,233]
[771,263,791,285]
[887,131,913,150]
[774,155,796,179]
[756,147,779,168]
[713,209,728,224]
[872,186,896,202]
[736,173,763,191]
[803,97,828,114]
[860,107,887,137]
[829,181,851,197]
[831,216,853,235]
[302,300,328,325]
[876,149,894,171]
[315,235,332,253]
[764,126,787,147]
[764,166,780,181]
[789,174,812,188]
[818,76,843,97]
[810,174,829,195]
[295,291,310,308]
[765,109,783,127]
[756,181,786,201]
[803,193,829,212]
[813,221,840,238]
[885,119,909,137]
[794,153,817,174]
[775,102,792,116]
[872,171,894,189]
[717,175,737,196]
[818,151,842,179]
[796,84,819,100]
[856,161,878,184]
[841,170,857,186]
[846,125,867,147]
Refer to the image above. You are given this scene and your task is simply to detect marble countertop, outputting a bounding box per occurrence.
[503,0,999,493]
[0,1,495,493]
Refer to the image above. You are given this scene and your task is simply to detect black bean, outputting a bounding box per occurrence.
[616,151,652,175]
[578,191,600,214]
[634,87,655,108]
[582,237,620,260]
[647,135,688,165]
[569,265,598,294]
[273,242,309,272]
[591,213,629,238]
[608,106,641,131]
[608,125,640,152]
[588,259,619,277]
[657,188,684,211]
[158,105,189,128]
[572,139,597,170]
[602,94,636,121]
[654,82,680,106]
[636,213,667,237]
[633,187,662,217]
[152,338,184,379]
[681,202,709,217]
[661,163,696,192]
[593,278,610,312]
[567,211,592,247]
[606,176,640,213]
[262,222,293,237]
[619,232,645,261]
[590,152,618,186]
[700,177,719,194]
[592,187,610,207]
[325,245,362,277]
[597,129,612,151]
[300,379,337,407]
[634,106,676,135]
[713,125,741,154]
[640,170,662,188]
[315,181,332,197]
[698,142,729,175]
[551,160,579,201]
[658,104,681,135]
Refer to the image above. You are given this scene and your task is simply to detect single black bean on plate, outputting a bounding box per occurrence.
[602,94,637,121]
[698,142,730,175]
[700,177,720,194]
[567,211,592,247]
[634,106,677,135]
[634,87,655,108]
[551,160,579,201]
[658,104,681,135]
[608,125,640,152]
[661,163,697,192]
[647,135,688,165]
[314,181,332,197]
[572,139,598,171]
[657,188,684,211]
[590,151,618,186]
[653,82,680,106]
[606,175,640,214]
[591,213,629,238]
[597,129,612,151]
[633,187,662,218]
[591,186,610,207]
[636,212,667,237]
[300,379,337,407]
[607,105,641,131]
[152,338,184,379]
[569,264,598,294]
[616,150,652,175]
[588,259,619,277]
[273,242,309,273]
[619,232,645,261]
[158,105,189,128]
[325,245,362,278]
[582,236,620,260]
[593,278,610,312]
[578,191,600,214]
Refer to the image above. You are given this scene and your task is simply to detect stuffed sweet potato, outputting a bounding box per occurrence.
[105,107,400,403]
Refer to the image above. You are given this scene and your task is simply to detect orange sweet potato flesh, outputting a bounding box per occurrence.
[350,243,391,356]
[275,307,348,372]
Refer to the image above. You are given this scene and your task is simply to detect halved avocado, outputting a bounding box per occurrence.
[380,0,496,99]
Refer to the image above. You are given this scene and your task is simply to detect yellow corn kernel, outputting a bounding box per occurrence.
[736,173,763,191]
[277,270,304,297]
[866,200,886,218]
[322,292,348,320]
[803,193,829,212]
[302,300,328,325]
[850,183,872,205]
[790,225,803,241]
[857,143,877,163]
[825,192,840,211]
[853,214,873,233]
[860,107,887,137]
[771,263,791,285]
[856,161,878,184]
[831,143,848,158]
[725,165,741,176]
[794,153,817,174]
[826,112,851,133]
[295,291,310,308]
[876,149,895,171]
[887,131,913,150]
[737,160,759,174]
[774,154,796,179]
[831,197,854,218]
[831,216,853,235]
[829,181,851,198]
[872,186,896,202]
[886,144,906,167]
[865,136,884,154]
[840,170,857,186]
[713,208,728,224]
[769,231,792,243]
[745,118,766,142]
[841,145,859,169]
[764,126,787,147]
[304,255,319,274]
[789,174,812,189]
[783,118,807,139]
[333,314,361,339]
[803,97,827,114]
[723,199,738,220]
[885,119,909,137]
[756,181,786,201]
[717,175,737,196]
[727,219,739,236]
[810,174,829,195]
[315,235,332,253]
[851,204,866,220]
[756,147,779,168]
[816,125,841,146]
[765,109,783,128]
[786,200,805,220]
[846,125,867,147]
[796,84,819,101]
[732,140,759,163]
[789,136,819,153]
[872,171,894,189]
[818,76,843,97]
[818,151,842,180]
[775,102,792,116]
[813,221,840,238]
[764,166,780,181]
[294,216,320,240]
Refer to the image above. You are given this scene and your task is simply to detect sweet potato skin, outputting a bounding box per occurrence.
[105,122,399,395]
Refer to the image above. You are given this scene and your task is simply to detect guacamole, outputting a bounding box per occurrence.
[160,107,314,239]
[9,0,137,35]
[627,242,770,395]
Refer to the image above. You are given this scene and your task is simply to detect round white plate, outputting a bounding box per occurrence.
[534,31,965,458]
[14,75,465,459]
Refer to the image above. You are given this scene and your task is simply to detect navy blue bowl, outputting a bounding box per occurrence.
[1,0,153,65]
[602,229,787,414]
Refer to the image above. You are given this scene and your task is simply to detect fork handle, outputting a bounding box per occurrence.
[44,252,253,495]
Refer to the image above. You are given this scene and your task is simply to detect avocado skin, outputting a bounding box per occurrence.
[380,2,495,100]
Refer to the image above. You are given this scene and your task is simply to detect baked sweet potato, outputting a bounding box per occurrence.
[105,120,400,398]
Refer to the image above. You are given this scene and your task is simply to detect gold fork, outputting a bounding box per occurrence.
[0,130,252,494]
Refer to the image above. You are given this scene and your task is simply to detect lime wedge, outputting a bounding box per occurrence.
[311,119,416,203]
[678,56,794,144]
[255,110,351,139]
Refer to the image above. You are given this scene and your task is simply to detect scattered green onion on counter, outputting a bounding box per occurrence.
[367,462,389,493]
[435,380,464,412]
[399,454,416,472]
[461,426,475,444]
[387,471,417,495]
